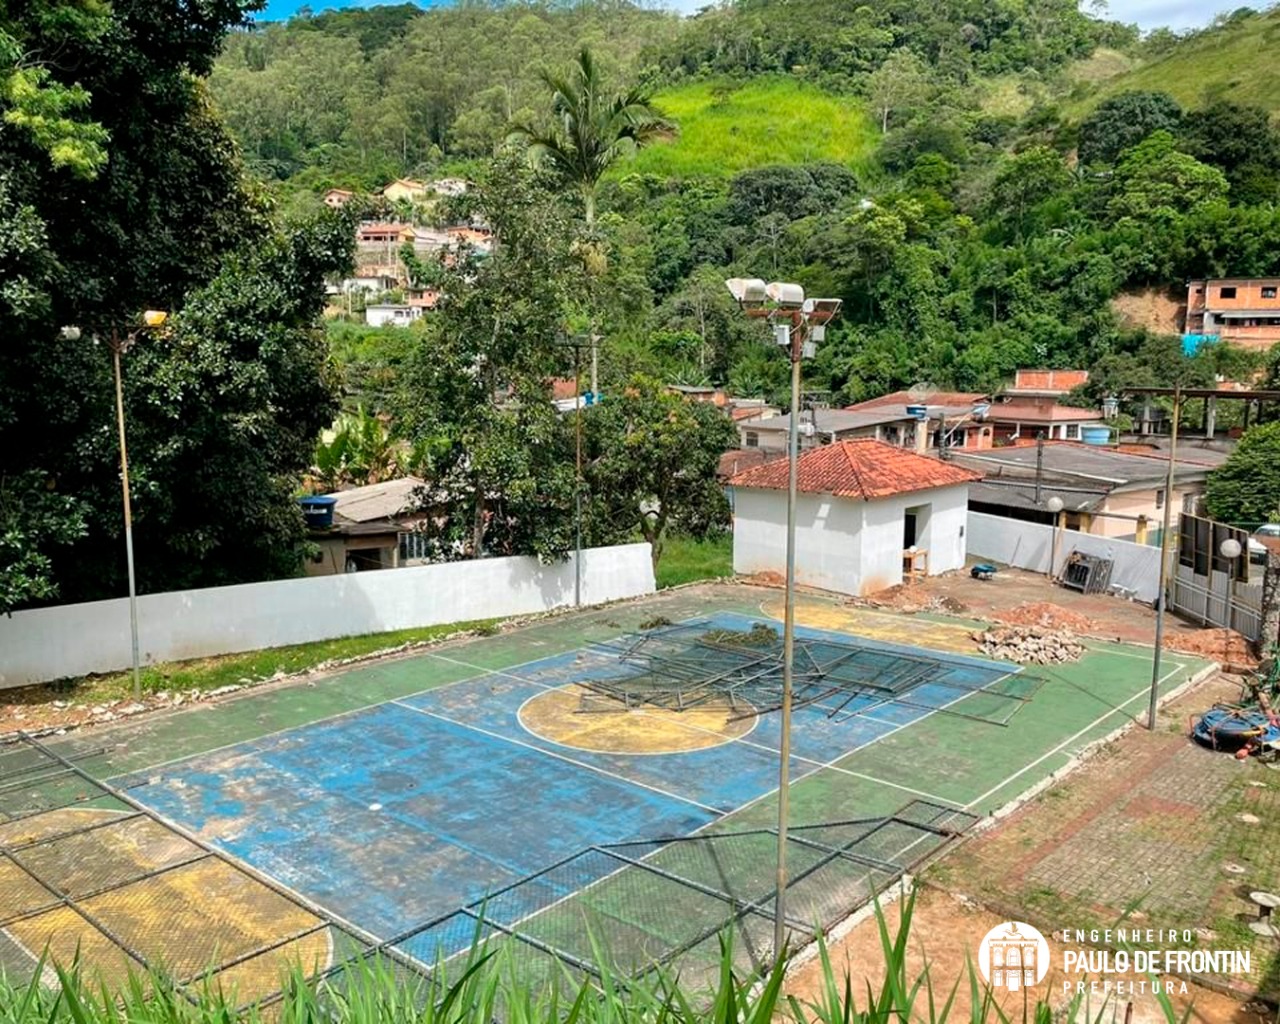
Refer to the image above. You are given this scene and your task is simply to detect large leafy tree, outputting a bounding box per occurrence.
[395,156,579,561]
[0,0,355,609]
[584,376,737,570]
[1205,422,1280,528]
[1077,91,1182,167]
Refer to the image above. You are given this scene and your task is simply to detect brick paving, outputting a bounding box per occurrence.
[932,675,1280,997]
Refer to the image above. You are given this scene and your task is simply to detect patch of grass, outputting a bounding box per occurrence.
[1067,9,1280,117]
[655,533,732,589]
[618,77,878,179]
[13,619,499,708]
[1066,47,1138,87]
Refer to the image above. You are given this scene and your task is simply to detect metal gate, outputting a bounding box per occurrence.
[1169,514,1263,641]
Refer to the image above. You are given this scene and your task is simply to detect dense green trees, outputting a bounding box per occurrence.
[1206,423,1280,527]
[0,0,354,610]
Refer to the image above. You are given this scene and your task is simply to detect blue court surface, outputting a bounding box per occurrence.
[127,613,1018,944]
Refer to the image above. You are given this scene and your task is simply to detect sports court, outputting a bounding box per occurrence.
[0,584,1211,1007]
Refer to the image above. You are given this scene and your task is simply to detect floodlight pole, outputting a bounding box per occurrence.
[1148,384,1182,730]
[574,342,583,608]
[110,328,143,702]
[774,310,804,964]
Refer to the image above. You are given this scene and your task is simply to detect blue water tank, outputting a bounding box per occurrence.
[905,404,928,420]
[299,495,338,528]
[1080,425,1112,446]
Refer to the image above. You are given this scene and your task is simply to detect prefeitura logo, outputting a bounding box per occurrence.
[978,921,1051,992]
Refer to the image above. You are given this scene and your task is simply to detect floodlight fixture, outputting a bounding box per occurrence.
[766,281,805,310]
[801,297,842,325]
[1046,496,1064,514]
[725,277,768,309]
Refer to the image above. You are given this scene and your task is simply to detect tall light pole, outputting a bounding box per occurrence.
[726,278,841,963]
[65,311,169,701]
[1148,384,1182,730]
[559,334,594,607]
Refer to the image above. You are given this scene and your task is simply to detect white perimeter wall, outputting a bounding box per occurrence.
[966,511,1161,602]
[0,543,655,689]
[732,484,970,597]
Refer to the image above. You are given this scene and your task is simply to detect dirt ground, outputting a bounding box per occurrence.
[862,565,1256,664]
[785,886,1269,1024]
[786,671,1279,1022]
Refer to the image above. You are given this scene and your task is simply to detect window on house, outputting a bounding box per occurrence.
[745,431,759,448]
[1065,424,1080,440]
[399,532,431,562]
[1155,489,1165,510]
[1220,286,1237,299]
[1264,287,1277,299]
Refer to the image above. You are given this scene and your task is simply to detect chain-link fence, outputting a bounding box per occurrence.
[1,734,976,1009]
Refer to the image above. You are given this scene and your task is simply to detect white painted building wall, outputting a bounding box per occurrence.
[966,511,1161,601]
[0,543,655,689]
[732,484,971,597]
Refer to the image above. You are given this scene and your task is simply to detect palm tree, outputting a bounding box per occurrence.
[510,46,675,227]
[510,47,676,393]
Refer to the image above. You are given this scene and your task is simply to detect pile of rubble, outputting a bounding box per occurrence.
[973,625,1086,664]
[994,601,1097,635]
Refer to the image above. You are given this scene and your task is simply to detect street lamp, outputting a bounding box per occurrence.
[725,277,842,963]
[1220,537,1243,634]
[1046,496,1064,578]
[63,311,169,700]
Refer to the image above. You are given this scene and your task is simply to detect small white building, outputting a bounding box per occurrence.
[729,439,981,597]
[365,304,422,328]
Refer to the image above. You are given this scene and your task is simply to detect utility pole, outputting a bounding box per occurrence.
[1148,385,1182,730]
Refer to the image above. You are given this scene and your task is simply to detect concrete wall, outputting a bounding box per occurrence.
[733,489,865,593]
[1095,487,1202,542]
[733,484,970,597]
[0,543,655,689]
[967,511,1162,602]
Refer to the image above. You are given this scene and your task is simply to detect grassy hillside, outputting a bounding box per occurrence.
[619,78,877,179]
[1069,9,1280,117]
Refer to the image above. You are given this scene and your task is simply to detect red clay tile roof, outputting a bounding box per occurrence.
[728,439,981,499]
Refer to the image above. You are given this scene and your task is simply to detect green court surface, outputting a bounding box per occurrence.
[7,583,1212,999]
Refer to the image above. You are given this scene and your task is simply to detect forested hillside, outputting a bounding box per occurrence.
[209,0,1280,407]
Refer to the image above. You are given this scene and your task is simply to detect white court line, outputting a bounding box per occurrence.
[962,663,1184,811]
[423,647,995,809]
[390,700,721,816]
[628,706,954,806]
[108,634,618,780]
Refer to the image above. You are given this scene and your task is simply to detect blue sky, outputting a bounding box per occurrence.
[258,0,1244,31]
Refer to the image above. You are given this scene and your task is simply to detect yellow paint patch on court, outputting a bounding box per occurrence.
[520,685,756,754]
[760,598,977,655]
[0,809,331,1002]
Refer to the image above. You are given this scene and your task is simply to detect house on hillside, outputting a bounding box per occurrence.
[738,392,994,454]
[950,443,1210,543]
[1186,277,1280,352]
[1002,369,1090,399]
[380,178,429,203]
[323,188,355,209]
[728,439,981,596]
[358,223,416,249]
[985,396,1106,443]
[304,477,430,576]
[365,304,422,328]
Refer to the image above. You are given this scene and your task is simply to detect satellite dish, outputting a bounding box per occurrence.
[906,381,937,404]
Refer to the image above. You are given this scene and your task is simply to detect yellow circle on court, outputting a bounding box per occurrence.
[519,685,756,754]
